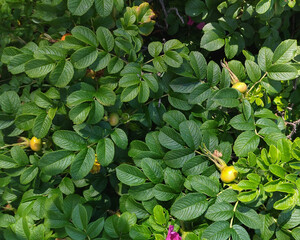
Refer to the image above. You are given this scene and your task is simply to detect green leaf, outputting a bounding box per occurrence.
[39,150,74,175]
[1,47,23,64]
[70,148,95,180]
[20,166,38,185]
[141,158,163,184]
[0,155,17,169]
[95,86,116,106]
[158,126,185,150]
[200,30,225,51]
[71,46,98,69]
[237,191,258,202]
[96,138,115,166]
[188,83,212,105]
[267,64,298,81]
[87,100,104,125]
[213,88,240,108]
[205,202,234,221]
[107,56,124,74]
[25,59,55,78]
[164,148,195,169]
[153,184,177,201]
[169,77,199,94]
[171,193,208,221]
[129,225,151,240]
[119,74,140,88]
[256,0,273,14]
[0,91,20,114]
[91,52,111,71]
[273,39,297,64]
[67,90,94,107]
[142,74,159,92]
[245,60,261,82]
[230,114,255,131]
[269,164,286,178]
[231,225,251,240]
[148,42,163,57]
[153,205,166,225]
[87,217,104,238]
[162,110,186,130]
[34,46,67,61]
[163,39,185,52]
[189,175,219,197]
[153,56,167,72]
[129,183,154,201]
[168,94,192,111]
[11,146,28,166]
[69,103,91,124]
[235,205,261,229]
[179,120,201,150]
[95,0,113,17]
[182,156,209,176]
[258,47,273,72]
[274,194,297,210]
[111,128,128,149]
[7,54,33,74]
[277,138,292,162]
[53,130,87,151]
[138,81,150,103]
[233,131,260,157]
[67,0,94,16]
[32,112,52,138]
[103,215,119,238]
[189,51,207,79]
[185,0,206,17]
[71,26,98,47]
[72,204,88,230]
[207,60,221,86]
[59,177,75,195]
[116,164,147,186]
[65,225,86,240]
[49,61,74,88]
[121,85,139,102]
[96,27,114,52]
[163,51,183,68]
[202,221,231,240]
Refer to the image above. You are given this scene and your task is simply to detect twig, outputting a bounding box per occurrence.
[159,0,168,28]
[286,119,300,140]
[168,7,184,24]
[246,72,268,96]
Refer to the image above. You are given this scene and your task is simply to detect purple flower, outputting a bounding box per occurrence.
[196,22,205,30]
[187,16,194,26]
[166,225,182,240]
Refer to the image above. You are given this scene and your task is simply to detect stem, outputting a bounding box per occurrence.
[220,60,239,84]
[230,201,239,228]
[246,72,268,96]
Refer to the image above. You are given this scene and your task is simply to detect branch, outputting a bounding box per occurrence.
[168,7,184,24]
[287,119,300,140]
[159,0,168,28]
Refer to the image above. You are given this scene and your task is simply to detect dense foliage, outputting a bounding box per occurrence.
[0,0,300,239]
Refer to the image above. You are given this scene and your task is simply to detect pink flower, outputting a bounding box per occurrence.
[196,22,205,30]
[187,16,194,26]
[166,225,182,240]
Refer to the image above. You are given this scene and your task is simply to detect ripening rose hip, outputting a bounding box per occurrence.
[220,166,238,183]
[30,137,42,151]
[109,113,119,126]
[61,33,71,41]
[232,82,247,93]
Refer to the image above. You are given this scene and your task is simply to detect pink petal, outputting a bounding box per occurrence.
[166,225,182,240]
[187,16,195,26]
[196,22,205,30]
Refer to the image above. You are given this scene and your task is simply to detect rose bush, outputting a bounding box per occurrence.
[0,0,299,239]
